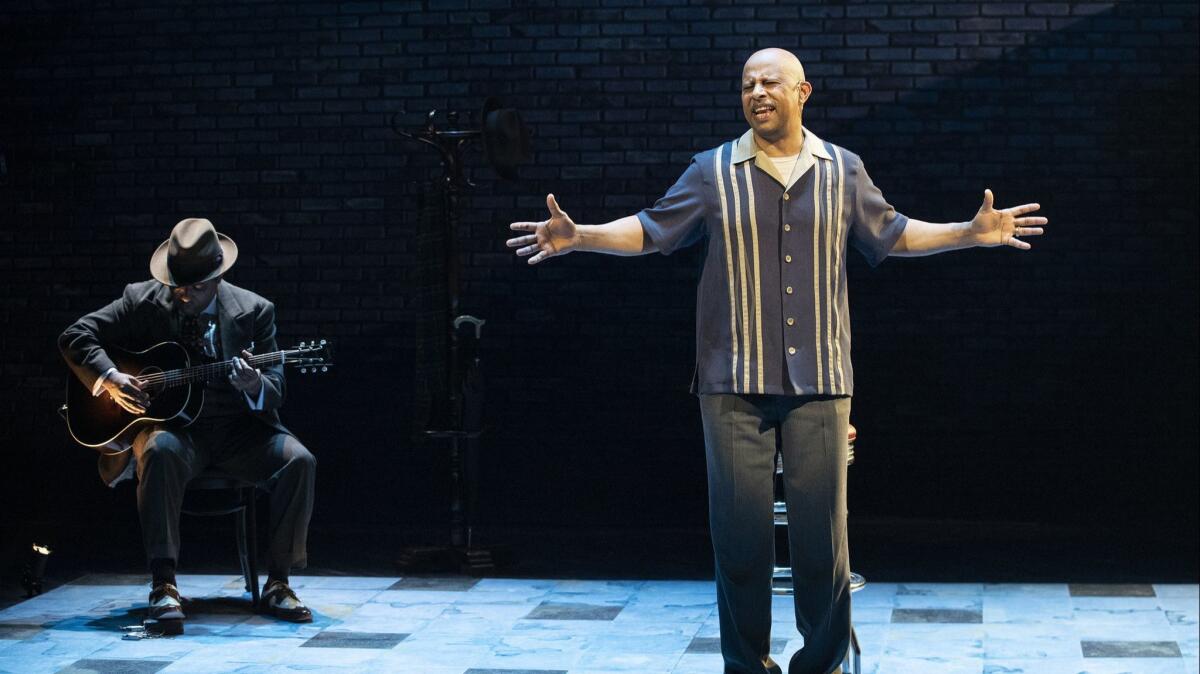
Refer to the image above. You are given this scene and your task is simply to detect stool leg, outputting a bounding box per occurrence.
[235,496,249,591]
[247,487,260,608]
[848,625,861,673]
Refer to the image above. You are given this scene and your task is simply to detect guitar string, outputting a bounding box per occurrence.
[135,350,323,386]
[136,353,283,385]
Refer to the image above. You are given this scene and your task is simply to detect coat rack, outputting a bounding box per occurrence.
[394,102,528,573]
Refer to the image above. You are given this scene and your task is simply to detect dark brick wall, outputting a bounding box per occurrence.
[1,1,1196,553]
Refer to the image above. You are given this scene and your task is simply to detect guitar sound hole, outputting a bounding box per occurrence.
[138,367,165,399]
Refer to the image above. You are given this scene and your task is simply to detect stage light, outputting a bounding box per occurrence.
[21,543,51,597]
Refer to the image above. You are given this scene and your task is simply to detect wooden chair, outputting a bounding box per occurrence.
[181,470,261,607]
[56,403,262,607]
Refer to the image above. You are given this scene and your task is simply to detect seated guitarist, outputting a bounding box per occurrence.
[59,218,315,633]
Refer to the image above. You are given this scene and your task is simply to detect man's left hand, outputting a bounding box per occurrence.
[970,189,1047,250]
[229,349,263,397]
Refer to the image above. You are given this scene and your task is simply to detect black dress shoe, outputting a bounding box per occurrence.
[147,582,184,635]
[261,580,313,623]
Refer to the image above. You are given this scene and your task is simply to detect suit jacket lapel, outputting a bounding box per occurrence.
[151,283,176,340]
[217,283,251,359]
[152,283,174,313]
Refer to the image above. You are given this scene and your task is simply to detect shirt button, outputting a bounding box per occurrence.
[784,224,791,232]
[783,193,790,201]
[785,255,792,263]
[788,346,796,355]
[787,317,795,326]
[785,286,793,294]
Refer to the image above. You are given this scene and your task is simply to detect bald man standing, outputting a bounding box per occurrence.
[507,48,1046,674]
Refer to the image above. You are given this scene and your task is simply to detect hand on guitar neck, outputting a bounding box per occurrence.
[229,349,263,398]
[100,371,149,414]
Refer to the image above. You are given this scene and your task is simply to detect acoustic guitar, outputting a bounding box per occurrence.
[64,340,332,453]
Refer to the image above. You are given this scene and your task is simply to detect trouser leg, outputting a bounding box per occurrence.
[699,394,781,674]
[217,422,316,574]
[782,396,852,674]
[262,434,315,573]
[132,426,208,564]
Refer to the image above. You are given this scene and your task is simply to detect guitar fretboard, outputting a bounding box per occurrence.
[136,352,288,388]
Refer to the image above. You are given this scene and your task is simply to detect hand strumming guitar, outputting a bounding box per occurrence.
[102,371,148,414]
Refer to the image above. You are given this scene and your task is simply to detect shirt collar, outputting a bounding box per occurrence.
[177,295,218,318]
[731,127,831,164]
[732,127,830,187]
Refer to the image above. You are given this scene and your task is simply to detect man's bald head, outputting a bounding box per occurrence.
[740,48,812,150]
[743,48,805,86]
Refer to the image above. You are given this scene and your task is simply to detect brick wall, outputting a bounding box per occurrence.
[1,2,1196,547]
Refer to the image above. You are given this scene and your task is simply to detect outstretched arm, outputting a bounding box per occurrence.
[890,189,1047,257]
[507,194,657,264]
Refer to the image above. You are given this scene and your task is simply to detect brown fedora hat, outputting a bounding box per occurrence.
[149,218,238,286]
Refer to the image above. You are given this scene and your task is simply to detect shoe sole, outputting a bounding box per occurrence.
[262,609,313,623]
[144,618,184,636]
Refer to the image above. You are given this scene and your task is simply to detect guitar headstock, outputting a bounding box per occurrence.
[285,339,333,374]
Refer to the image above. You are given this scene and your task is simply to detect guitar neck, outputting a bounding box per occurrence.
[139,351,287,389]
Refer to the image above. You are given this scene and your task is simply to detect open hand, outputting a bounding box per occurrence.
[971,189,1047,250]
[103,371,148,414]
[506,194,581,264]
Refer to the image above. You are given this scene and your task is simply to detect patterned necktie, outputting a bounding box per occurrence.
[180,314,218,362]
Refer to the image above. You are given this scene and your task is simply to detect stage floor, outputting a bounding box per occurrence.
[0,575,1195,674]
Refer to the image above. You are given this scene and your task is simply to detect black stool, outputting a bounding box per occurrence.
[181,470,260,607]
[772,424,862,674]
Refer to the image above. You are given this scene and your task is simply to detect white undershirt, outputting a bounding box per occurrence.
[769,153,800,185]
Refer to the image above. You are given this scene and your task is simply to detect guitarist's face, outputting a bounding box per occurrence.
[171,278,220,316]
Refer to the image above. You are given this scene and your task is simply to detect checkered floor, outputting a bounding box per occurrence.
[0,575,1196,673]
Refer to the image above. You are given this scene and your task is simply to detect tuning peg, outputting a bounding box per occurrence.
[320,339,327,346]
[299,341,306,348]
[321,366,328,372]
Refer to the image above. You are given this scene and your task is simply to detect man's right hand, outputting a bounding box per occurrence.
[507,193,581,265]
[102,372,148,414]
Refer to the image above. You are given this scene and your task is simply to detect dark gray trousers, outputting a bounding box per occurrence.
[132,415,316,574]
[700,394,851,674]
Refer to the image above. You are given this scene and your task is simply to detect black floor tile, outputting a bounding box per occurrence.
[56,659,171,674]
[301,631,409,649]
[0,623,43,639]
[1069,583,1156,597]
[1081,640,1182,657]
[524,601,623,621]
[388,576,481,592]
[891,608,983,624]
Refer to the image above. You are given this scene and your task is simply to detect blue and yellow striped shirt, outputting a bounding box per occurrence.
[637,128,908,396]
